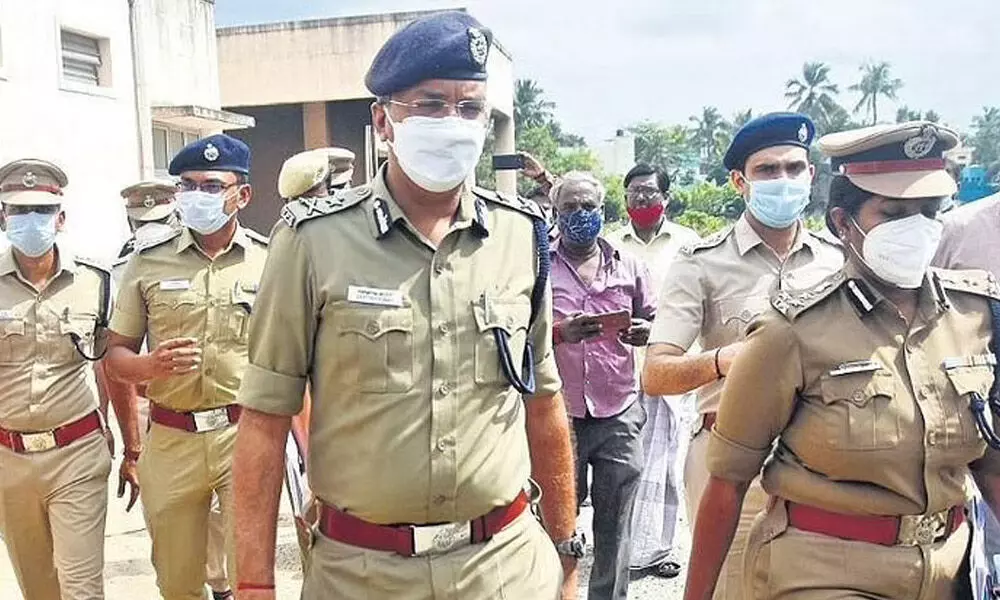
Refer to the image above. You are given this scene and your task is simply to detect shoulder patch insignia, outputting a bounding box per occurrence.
[473,187,544,221]
[135,227,182,253]
[243,228,269,246]
[280,186,372,230]
[932,268,1000,300]
[73,255,111,274]
[679,225,733,256]
[771,270,847,320]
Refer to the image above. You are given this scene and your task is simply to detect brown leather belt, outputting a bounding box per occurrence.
[319,491,530,557]
[150,403,241,433]
[786,501,965,546]
[0,411,103,453]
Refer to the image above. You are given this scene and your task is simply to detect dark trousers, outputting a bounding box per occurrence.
[573,401,645,600]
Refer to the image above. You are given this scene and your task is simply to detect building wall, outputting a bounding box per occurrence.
[227,104,304,235]
[0,0,138,259]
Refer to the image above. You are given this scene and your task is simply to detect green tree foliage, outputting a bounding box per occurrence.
[849,62,903,125]
[971,106,1000,166]
[671,181,744,237]
[514,79,554,132]
[785,62,842,129]
[627,121,699,184]
[689,107,730,178]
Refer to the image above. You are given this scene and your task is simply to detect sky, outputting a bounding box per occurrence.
[215,0,1000,144]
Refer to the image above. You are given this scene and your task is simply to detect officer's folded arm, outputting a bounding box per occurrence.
[683,315,800,600]
[643,342,734,396]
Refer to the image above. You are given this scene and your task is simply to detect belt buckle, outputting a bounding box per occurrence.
[411,522,471,556]
[898,511,947,546]
[20,431,57,453]
[192,408,230,433]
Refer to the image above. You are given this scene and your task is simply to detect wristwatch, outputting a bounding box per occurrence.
[554,531,586,558]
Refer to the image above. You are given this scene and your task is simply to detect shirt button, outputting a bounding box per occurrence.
[438,383,451,396]
[436,436,454,452]
[366,321,380,336]
[206,334,214,342]
[927,431,937,446]
[438,323,450,335]
[433,495,447,505]
[205,367,214,376]
[434,264,445,276]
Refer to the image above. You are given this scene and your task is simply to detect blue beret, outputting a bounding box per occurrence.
[365,11,492,97]
[723,112,815,171]
[168,133,250,176]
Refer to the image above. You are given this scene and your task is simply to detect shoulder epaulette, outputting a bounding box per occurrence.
[243,228,270,246]
[279,186,372,229]
[73,255,111,274]
[931,268,1000,300]
[679,225,733,256]
[135,227,182,253]
[805,228,843,248]
[473,187,544,220]
[771,270,847,320]
[112,254,130,269]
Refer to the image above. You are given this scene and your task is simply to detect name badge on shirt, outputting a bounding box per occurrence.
[159,279,191,291]
[828,359,882,376]
[0,310,16,320]
[942,354,997,370]
[347,285,404,308]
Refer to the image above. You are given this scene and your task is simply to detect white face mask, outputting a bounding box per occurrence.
[134,221,176,244]
[386,114,487,193]
[850,213,943,289]
[744,174,812,229]
[176,191,234,235]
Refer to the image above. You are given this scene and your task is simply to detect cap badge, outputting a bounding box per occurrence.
[468,28,489,67]
[204,143,220,162]
[903,125,938,160]
[797,123,809,144]
[143,195,156,208]
[21,171,37,188]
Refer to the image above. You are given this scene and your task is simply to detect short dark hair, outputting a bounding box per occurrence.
[825,175,872,234]
[624,164,670,193]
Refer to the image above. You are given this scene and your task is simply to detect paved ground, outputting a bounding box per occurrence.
[0,469,692,599]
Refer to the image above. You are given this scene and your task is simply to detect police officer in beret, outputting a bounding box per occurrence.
[686,121,1000,598]
[644,113,843,599]
[233,11,578,600]
[0,159,141,600]
[104,134,268,600]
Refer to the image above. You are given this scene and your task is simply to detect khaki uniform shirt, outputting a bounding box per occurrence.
[110,226,268,412]
[238,170,562,525]
[648,216,844,414]
[605,220,701,294]
[708,266,1000,515]
[0,246,107,431]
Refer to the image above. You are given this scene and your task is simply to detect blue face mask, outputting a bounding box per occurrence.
[558,208,603,246]
[176,191,234,235]
[744,175,811,229]
[6,212,58,257]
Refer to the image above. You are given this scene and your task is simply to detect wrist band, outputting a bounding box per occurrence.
[237,583,275,591]
[124,448,142,461]
[714,348,723,379]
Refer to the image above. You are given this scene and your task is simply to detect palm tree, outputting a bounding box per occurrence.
[849,62,904,125]
[689,106,728,161]
[785,62,841,126]
[971,106,1000,165]
[513,79,555,131]
[731,108,754,130]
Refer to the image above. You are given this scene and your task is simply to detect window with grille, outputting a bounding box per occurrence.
[61,30,104,86]
[152,126,200,174]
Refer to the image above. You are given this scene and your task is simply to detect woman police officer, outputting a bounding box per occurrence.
[684,121,1000,599]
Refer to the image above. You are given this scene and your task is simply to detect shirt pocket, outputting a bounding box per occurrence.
[472,299,532,385]
[148,289,202,341]
[56,312,98,363]
[333,307,415,394]
[0,318,30,364]
[819,369,900,450]
[943,365,995,448]
[716,295,770,339]
[218,284,256,345]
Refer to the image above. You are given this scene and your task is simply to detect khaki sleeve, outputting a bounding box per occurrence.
[648,252,703,350]
[109,254,147,340]
[527,280,563,400]
[237,224,316,416]
[707,311,801,482]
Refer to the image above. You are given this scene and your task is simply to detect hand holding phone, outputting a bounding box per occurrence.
[492,153,526,171]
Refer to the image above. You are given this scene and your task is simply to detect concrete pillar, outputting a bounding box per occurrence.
[302,101,329,149]
[493,113,516,195]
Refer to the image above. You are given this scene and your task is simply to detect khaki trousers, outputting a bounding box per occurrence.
[303,510,562,599]
[744,499,971,599]
[0,431,111,600]
[138,422,236,600]
[685,428,768,600]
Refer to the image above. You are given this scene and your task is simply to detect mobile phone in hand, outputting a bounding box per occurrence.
[590,310,632,335]
[492,153,526,170]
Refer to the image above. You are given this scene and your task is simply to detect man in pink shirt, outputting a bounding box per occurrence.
[550,171,657,600]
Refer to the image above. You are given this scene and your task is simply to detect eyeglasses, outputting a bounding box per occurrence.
[626,187,663,200]
[385,99,489,121]
[176,180,240,195]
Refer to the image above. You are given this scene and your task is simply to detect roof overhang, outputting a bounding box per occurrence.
[151,105,256,130]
